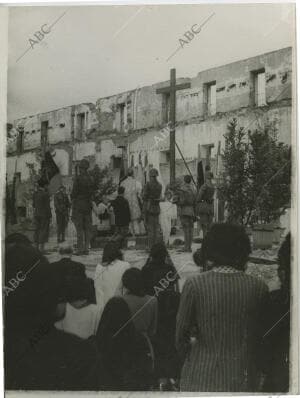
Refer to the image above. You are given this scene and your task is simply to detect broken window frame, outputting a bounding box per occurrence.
[203,80,217,117]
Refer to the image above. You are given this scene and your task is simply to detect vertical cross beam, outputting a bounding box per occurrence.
[169,69,176,184]
[156,69,191,185]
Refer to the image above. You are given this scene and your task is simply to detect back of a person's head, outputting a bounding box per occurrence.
[6,233,31,247]
[201,223,251,270]
[193,248,205,268]
[5,243,58,332]
[150,242,168,263]
[63,260,89,302]
[127,168,134,177]
[102,241,123,265]
[184,175,192,184]
[122,268,145,297]
[58,243,73,257]
[97,297,135,351]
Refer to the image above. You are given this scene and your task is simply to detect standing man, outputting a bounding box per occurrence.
[178,175,196,252]
[33,180,52,253]
[196,171,215,238]
[120,168,143,237]
[110,186,131,248]
[71,159,94,255]
[54,185,70,243]
[143,168,162,250]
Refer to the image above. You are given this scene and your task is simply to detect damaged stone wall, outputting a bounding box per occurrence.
[176,46,292,120]
[95,47,291,138]
[8,47,292,188]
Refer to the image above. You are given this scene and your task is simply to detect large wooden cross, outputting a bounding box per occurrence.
[156,68,191,184]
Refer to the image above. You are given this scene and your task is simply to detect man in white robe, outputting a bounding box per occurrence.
[121,168,144,236]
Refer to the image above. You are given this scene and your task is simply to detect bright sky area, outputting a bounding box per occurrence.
[7,3,295,122]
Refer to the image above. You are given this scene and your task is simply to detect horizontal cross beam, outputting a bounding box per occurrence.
[156,82,191,94]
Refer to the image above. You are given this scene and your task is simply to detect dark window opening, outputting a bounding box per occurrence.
[76,113,85,140]
[250,68,266,107]
[118,103,126,132]
[203,81,216,116]
[41,121,49,148]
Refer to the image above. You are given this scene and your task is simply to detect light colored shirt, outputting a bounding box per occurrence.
[55,303,100,339]
[94,259,131,314]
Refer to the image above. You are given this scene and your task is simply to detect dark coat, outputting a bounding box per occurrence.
[33,188,51,218]
[54,192,70,215]
[143,179,162,215]
[178,183,196,218]
[71,173,94,215]
[141,258,181,378]
[262,289,290,392]
[5,327,104,390]
[111,195,131,227]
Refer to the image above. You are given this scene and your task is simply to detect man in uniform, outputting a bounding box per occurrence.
[33,180,52,253]
[54,185,70,243]
[71,159,94,255]
[143,168,162,250]
[178,175,196,252]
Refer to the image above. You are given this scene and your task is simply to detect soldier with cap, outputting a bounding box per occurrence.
[71,159,95,255]
[143,168,162,250]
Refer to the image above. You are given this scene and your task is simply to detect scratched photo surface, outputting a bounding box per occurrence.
[5,3,296,395]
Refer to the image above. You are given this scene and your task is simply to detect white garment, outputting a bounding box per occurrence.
[94,259,131,315]
[55,303,100,339]
[159,201,176,245]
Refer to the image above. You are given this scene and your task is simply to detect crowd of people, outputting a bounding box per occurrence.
[32,158,217,255]
[5,223,291,392]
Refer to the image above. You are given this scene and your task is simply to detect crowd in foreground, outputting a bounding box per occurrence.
[5,223,290,392]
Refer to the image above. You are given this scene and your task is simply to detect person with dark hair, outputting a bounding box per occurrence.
[141,242,181,386]
[143,168,162,250]
[4,235,104,390]
[96,296,153,390]
[176,223,269,392]
[122,268,157,337]
[142,242,179,295]
[196,171,215,238]
[33,179,51,253]
[53,257,100,339]
[5,232,31,246]
[94,241,130,319]
[71,158,94,255]
[54,185,70,243]
[263,233,290,392]
[177,175,196,252]
[111,185,131,248]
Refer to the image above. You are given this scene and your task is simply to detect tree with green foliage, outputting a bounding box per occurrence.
[219,118,250,224]
[220,118,291,225]
[89,164,117,197]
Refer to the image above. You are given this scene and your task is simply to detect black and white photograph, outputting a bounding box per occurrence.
[1,1,297,394]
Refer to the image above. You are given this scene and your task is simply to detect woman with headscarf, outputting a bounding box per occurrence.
[96,297,153,390]
[141,242,181,387]
[5,234,104,390]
